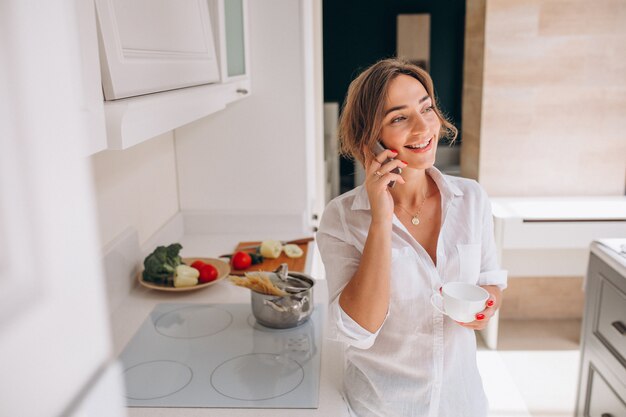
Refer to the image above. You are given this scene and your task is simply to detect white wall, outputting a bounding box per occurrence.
[90,132,179,248]
[175,0,310,218]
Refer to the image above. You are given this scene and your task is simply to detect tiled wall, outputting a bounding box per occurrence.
[461,0,626,196]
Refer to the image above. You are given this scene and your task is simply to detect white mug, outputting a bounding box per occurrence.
[430,282,489,323]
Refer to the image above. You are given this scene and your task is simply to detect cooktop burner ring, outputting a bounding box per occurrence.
[120,303,322,408]
[154,305,233,339]
[209,352,304,401]
[124,360,193,400]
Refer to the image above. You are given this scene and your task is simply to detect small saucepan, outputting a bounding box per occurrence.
[250,264,314,329]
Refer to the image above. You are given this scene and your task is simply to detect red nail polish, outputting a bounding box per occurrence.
[476,313,485,320]
[390,149,398,154]
[439,286,442,293]
[487,300,494,307]
[401,160,408,164]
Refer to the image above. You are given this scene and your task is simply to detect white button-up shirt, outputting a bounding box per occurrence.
[317,167,507,417]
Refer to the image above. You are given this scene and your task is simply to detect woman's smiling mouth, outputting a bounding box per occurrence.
[404,137,434,152]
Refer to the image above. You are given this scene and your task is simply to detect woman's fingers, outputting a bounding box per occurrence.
[365,147,397,167]
[456,296,498,329]
[372,159,406,179]
[473,297,496,321]
[374,148,398,164]
[373,171,406,187]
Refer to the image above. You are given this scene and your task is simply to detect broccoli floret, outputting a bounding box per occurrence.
[142,243,183,286]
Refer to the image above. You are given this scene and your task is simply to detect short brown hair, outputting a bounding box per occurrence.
[338,58,458,166]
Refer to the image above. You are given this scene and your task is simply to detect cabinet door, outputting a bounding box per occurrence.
[96,0,220,100]
[587,366,626,417]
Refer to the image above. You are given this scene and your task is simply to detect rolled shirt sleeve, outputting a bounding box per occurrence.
[316,201,387,349]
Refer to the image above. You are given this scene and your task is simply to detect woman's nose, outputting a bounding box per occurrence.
[410,112,429,134]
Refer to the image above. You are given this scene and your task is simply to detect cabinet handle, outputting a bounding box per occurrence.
[611,321,626,335]
[236,88,248,95]
[601,413,613,417]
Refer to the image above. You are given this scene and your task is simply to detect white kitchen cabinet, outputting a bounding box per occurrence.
[96,0,251,150]
[576,242,626,417]
[86,0,252,151]
[95,0,220,100]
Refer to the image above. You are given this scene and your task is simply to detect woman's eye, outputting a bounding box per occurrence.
[391,116,406,124]
[423,105,434,113]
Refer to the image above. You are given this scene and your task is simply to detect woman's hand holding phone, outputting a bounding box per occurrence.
[363,144,407,225]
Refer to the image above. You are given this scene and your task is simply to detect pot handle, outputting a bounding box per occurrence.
[263,295,309,312]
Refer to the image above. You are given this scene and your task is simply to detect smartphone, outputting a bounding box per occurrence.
[373,141,402,188]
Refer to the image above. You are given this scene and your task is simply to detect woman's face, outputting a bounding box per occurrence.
[379,74,441,170]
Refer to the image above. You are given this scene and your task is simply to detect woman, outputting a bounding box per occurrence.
[317,59,507,417]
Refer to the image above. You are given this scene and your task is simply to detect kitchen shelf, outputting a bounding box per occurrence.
[104,79,250,150]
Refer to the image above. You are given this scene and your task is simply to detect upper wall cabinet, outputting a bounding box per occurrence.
[89,0,251,151]
[95,0,220,100]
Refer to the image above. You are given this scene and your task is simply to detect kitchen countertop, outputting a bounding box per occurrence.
[591,238,626,277]
[108,232,350,417]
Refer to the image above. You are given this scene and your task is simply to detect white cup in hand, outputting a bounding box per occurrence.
[430,282,489,323]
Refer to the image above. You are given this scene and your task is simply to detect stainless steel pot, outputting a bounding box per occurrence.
[250,264,314,329]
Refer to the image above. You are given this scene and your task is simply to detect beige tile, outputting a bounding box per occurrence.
[486,0,541,38]
[471,0,626,196]
[584,36,626,87]
[485,37,593,87]
[478,83,626,195]
[481,86,535,134]
[539,0,626,36]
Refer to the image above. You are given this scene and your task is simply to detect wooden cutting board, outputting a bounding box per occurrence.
[229,240,311,275]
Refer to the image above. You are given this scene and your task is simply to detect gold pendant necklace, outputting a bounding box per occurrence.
[396,191,428,226]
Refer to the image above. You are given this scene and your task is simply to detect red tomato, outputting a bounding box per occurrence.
[198,264,218,283]
[191,260,206,270]
[231,251,252,270]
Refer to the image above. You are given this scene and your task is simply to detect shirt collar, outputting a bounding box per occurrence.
[350,166,463,211]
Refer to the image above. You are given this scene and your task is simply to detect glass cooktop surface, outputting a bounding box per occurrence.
[119,303,323,408]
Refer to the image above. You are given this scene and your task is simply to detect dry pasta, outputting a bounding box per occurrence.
[229,272,287,296]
